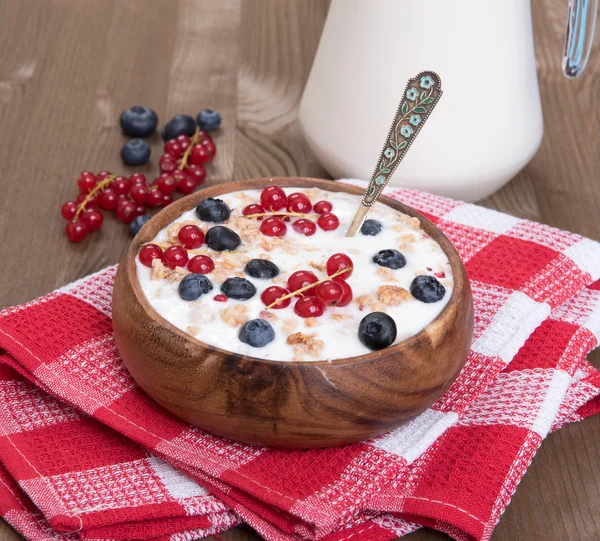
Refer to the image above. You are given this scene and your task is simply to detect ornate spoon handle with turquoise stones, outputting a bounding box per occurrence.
[345,71,443,237]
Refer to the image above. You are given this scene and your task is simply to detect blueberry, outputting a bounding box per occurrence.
[373,249,406,269]
[361,219,382,236]
[245,259,279,279]
[120,138,151,166]
[162,114,197,141]
[358,312,397,351]
[129,214,151,237]
[410,275,446,303]
[178,274,213,301]
[239,319,275,348]
[119,106,158,138]
[197,109,221,132]
[205,226,241,251]
[195,198,231,223]
[221,277,256,300]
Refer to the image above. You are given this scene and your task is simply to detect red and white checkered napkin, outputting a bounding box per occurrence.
[1,180,600,541]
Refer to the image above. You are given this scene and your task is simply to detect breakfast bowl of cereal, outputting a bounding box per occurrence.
[112,177,473,448]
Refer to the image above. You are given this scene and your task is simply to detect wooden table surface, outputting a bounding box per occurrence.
[1,1,599,540]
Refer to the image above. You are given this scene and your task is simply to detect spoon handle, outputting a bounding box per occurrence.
[346,71,443,237]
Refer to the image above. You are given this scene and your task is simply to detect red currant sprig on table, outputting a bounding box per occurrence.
[157,129,213,194]
[261,253,354,317]
[242,187,340,236]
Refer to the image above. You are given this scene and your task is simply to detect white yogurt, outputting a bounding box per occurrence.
[136,187,453,361]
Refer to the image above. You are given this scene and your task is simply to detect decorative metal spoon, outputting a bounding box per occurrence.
[345,71,443,237]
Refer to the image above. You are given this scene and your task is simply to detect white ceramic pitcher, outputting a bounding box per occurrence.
[299,0,597,201]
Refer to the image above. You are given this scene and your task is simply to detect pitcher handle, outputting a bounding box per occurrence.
[563,0,598,77]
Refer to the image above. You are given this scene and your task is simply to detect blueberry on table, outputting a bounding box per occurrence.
[205,226,241,251]
[245,259,280,279]
[129,214,151,237]
[358,312,397,350]
[373,249,406,269]
[221,277,256,300]
[178,274,213,301]
[197,109,222,131]
[162,114,197,141]
[410,275,446,303]
[119,106,158,138]
[361,219,382,236]
[239,319,275,348]
[120,139,151,166]
[195,198,231,223]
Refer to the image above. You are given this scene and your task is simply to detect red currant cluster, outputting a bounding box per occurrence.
[138,224,215,274]
[242,186,340,237]
[61,128,218,243]
[61,171,172,242]
[158,130,215,194]
[261,253,354,318]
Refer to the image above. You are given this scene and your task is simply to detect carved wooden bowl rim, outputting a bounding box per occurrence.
[122,177,468,367]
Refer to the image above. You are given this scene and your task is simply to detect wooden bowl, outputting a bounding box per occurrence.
[112,177,473,448]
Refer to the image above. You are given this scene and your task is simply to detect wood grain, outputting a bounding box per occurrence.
[0,0,599,538]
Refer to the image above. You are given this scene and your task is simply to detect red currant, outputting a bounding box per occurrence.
[77,171,96,193]
[337,281,353,307]
[134,203,146,217]
[261,286,292,309]
[159,154,177,173]
[171,170,187,188]
[316,280,344,306]
[177,133,192,147]
[292,219,316,236]
[147,188,164,207]
[198,131,213,144]
[164,245,188,269]
[96,171,112,182]
[286,192,312,213]
[99,189,118,210]
[111,176,130,196]
[260,186,287,211]
[66,220,88,242]
[61,201,78,220]
[188,255,215,274]
[178,175,198,195]
[129,172,147,186]
[161,192,173,207]
[243,204,265,220]
[116,194,130,205]
[81,209,103,232]
[130,184,149,204]
[202,138,216,157]
[287,270,318,297]
[178,225,205,249]
[294,297,325,318]
[314,200,332,214]
[164,138,183,158]
[260,217,287,237]
[190,143,212,166]
[156,173,177,194]
[139,244,163,267]
[317,212,340,231]
[183,164,206,186]
[326,253,353,281]
[116,200,137,223]
[213,294,228,302]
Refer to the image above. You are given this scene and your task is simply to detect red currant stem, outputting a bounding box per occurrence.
[243,211,319,219]
[74,175,115,219]
[177,128,201,171]
[264,267,350,310]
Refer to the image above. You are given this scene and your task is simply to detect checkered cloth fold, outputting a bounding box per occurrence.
[1,180,600,541]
